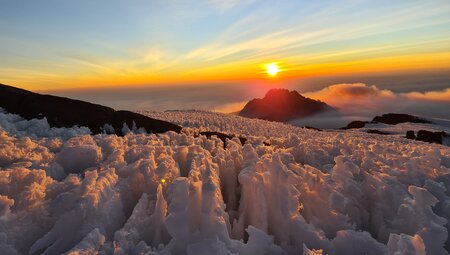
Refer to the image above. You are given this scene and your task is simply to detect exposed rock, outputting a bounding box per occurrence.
[341,121,371,130]
[372,113,431,125]
[239,88,334,122]
[406,130,416,139]
[303,125,323,131]
[0,83,182,135]
[416,130,448,144]
[366,129,389,135]
[198,131,246,146]
[342,113,432,130]
[113,110,181,135]
[405,130,449,145]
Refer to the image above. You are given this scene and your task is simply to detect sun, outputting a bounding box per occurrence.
[265,63,280,77]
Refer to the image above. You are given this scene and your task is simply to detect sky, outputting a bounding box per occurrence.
[0,0,449,118]
[1,0,450,91]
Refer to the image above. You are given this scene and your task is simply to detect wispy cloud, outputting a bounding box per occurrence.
[179,1,450,64]
[1,0,450,90]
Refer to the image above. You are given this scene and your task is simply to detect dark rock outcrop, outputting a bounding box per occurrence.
[113,110,181,134]
[416,130,448,144]
[0,83,182,135]
[405,130,449,145]
[341,121,371,130]
[198,131,246,146]
[239,89,334,122]
[303,126,323,131]
[406,130,416,139]
[366,129,389,135]
[372,113,431,125]
[341,113,432,130]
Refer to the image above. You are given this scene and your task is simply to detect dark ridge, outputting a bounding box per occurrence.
[405,130,448,145]
[366,129,389,135]
[372,113,431,125]
[0,83,182,135]
[340,121,371,130]
[406,130,416,139]
[304,125,323,131]
[239,88,334,122]
[113,110,181,135]
[417,130,448,144]
[341,113,432,130]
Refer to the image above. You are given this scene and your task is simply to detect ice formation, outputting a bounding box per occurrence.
[0,110,449,254]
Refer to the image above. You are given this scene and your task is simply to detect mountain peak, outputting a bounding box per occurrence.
[239,88,333,122]
[265,88,302,99]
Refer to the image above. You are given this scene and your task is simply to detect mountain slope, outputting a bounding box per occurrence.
[0,83,181,135]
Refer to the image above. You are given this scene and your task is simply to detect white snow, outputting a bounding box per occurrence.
[0,109,449,254]
[0,108,91,140]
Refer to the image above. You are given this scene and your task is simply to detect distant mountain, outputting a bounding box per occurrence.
[239,88,334,121]
[0,83,182,135]
[341,113,432,130]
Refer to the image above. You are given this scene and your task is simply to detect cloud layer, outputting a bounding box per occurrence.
[304,83,450,119]
[48,81,449,122]
[402,88,450,103]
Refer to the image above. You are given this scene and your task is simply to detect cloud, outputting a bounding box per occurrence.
[304,83,395,117]
[401,88,450,103]
[305,83,394,100]
[50,83,254,112]
[304,83,450,119]
[48,82,449,121]
[180,2,449,65]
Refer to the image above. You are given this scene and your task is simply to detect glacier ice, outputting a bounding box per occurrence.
[0,110,449,254]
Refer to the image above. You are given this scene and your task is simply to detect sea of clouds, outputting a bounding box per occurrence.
[288,83,450,129]
[304,83,450,119]
[45,81,450,129]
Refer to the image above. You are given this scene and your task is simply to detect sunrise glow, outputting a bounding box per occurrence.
[266,63,280,77]
[0,1,449,90]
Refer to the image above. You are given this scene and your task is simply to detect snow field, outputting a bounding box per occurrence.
[0,110,449,254]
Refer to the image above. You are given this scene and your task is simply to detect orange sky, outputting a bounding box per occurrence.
[1,1,450,91]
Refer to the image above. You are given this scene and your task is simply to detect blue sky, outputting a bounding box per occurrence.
[0,0,450,90]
